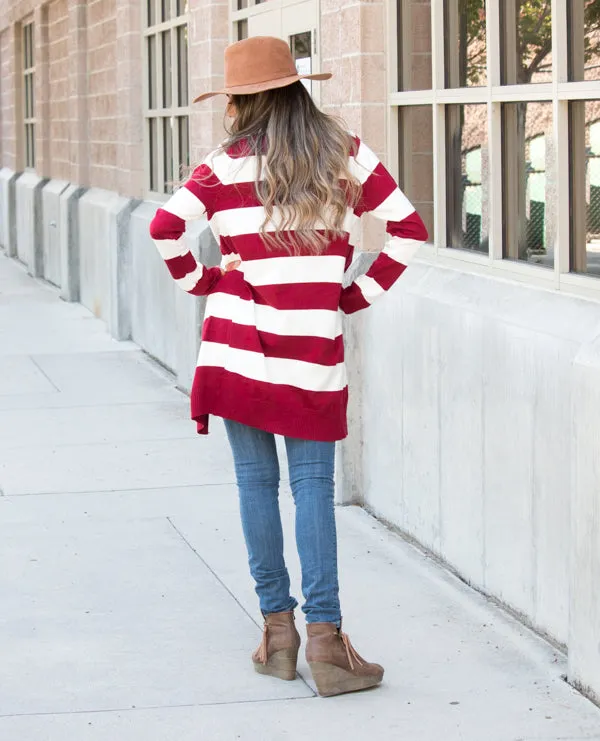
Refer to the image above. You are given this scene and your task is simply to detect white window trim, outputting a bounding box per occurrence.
[389,0,600,299]
[143,0,191,200]
[22,19,36,171]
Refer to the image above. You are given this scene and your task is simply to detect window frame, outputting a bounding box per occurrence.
[143,0,191,199]
[21,19,36,170]
[388,0,600,296]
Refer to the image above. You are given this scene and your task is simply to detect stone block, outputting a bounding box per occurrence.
[78,189,138,341]
[59,184,86,302]
[569,331,600,703]
[350,259,600,653]
[41,179,70,288]
[0,167,19,257]
[129,202,220,393]
[15,172,48,276]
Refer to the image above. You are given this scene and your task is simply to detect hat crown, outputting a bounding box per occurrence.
[224,37,298,89]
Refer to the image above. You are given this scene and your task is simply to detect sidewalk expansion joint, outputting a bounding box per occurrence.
[0,694,316,720]
[166,516,317,698]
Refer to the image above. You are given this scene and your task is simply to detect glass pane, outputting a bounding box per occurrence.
[444,0,487,87]
[290,32,312,94]
[569,0,600,82]
[176,0,189,14]
[501,0,552,85]
[161,0,171,22]
[163,117,174,193]
[177,25,188,106]
[162,30,172,108]
[399,105,434,239]
[502,101,555,267]
[446,104,489,253]
[237,19,248,41]
[30,72,35,117]
[570,100,600,277]
[178,116,190,170]
[29,24,34,67]
[24,75,31,118]
[148,36,156,108]
[26,123,35,168]
[147,0,156,26]
[149,118,159,191]
[237,0,248,9]
[397,0,432,91]
[24,24,33,69]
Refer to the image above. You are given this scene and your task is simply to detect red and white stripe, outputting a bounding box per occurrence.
[150,137,428,440]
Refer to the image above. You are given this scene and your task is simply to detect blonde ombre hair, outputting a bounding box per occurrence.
[224,82,362,254]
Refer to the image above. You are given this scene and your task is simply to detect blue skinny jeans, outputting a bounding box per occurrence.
[224,419,341,625]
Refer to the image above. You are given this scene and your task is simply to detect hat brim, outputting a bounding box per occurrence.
[193,72,333,103]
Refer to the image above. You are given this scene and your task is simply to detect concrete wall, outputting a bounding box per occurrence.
[78,188,138,341]
[129,203,220,392]
[570,335,600,704]
[15,172,47,276]
[41,179,69,287]
[342,260,600,656]
[0,167,18,256]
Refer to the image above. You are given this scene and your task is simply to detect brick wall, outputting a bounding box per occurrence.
[0,27,17,170]
[47,0,69,181]
[189,0,229,164]
[87,0,118,191]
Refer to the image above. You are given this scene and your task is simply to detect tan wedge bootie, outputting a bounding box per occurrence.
[253,611,301,681]
[306,622,384,697]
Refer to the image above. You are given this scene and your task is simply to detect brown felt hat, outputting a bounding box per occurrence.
[193,36,332,103]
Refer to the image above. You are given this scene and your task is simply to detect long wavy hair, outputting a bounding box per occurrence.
[221,82,361,254]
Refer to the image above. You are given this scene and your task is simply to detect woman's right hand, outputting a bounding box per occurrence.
[220,260,241,276]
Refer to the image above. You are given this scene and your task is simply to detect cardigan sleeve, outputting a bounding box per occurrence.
[149,163,223,296]
[340,139,428,315]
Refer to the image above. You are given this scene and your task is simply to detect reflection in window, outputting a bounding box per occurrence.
[399,106,434,240]
[503,102,555,267]
[397,0,432,91]
[570,101,600,278]
[446,104,489,253]
[237,19,248,41]
[568,0,600,82]
[444,0,487,87]
[290,32,312,94]
[501,0,552,84]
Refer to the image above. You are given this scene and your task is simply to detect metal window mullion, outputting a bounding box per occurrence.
[156,34,166,194]
[554,0,568,83]
[432,101,446,251]
[487,0,501,87]
[431,0,445,250]
[488,101,503,261]
[430,0,444,91]
[554,98,570,277]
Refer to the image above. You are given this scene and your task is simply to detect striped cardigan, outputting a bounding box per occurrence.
[149,137,428,441]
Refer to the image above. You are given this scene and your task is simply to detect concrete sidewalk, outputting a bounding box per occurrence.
[1,251,599,741]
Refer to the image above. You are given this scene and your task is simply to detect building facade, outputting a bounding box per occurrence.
[2,0,600,703]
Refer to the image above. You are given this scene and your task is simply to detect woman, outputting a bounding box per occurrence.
[150,36,428,698]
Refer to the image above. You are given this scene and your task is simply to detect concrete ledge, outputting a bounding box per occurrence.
[129,202,220,392]
[59,184,86,303]
[352,261,600,654]
[15,172,48,275]
[42,180,70,288]
[79,189,138,341]
[0,167,19,257]
[569,332,600,704]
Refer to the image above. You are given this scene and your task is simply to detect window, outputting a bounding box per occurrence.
[22,21,35,169]
[570,101,600,277]
[144,0,190,195]
[391,1,600,290]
